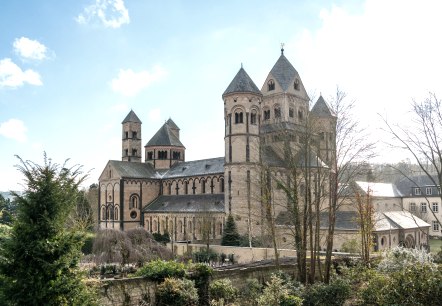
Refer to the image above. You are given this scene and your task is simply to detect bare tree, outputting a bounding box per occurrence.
[383,92,442,230]
[354,186,375,265]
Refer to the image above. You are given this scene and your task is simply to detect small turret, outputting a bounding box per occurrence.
[122,110,142,162]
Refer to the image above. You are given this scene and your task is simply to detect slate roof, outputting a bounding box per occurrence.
[355,181,403,197]
[382,211,430,230]
[270,54,298,91]
[143,194,225,213]
[276,211,359,231]
[145,121,184,147]
[166,118,179,130]
[163,157,224,179]
[223,67,261,96]
[107,160,159,179]
[311,96,336,117]
[395,175,439,196]
[122,110,142,124]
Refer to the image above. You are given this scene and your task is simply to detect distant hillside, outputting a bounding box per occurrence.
[0,191,21,201]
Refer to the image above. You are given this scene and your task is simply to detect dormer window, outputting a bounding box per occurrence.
[268,79,275,91]
[294,78,300,90]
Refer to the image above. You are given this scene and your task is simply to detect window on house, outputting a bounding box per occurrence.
[114,208,119,220]
[188,221,192,233]
[220,178,224,193]
[274,107,281,118]
[426,187,432,195]
[268,79,275,91]
[184,181,188,194]
[125,131,128,139]
[235,112,243,124]
[132,131,137,139]
[125,149,128,156]
[129,195,138,209]
[432,202,439,213]
[415,188,421,195]
[409,202,416,212]
[250,111,257,125]
[201,179,206,194]
[132,149,137,156]
[168,183,172,195]
[294,78,300,90]
[421,202,427,213]
[147,152,153,160]
[178,220,183,233]
[433,221,440,232]
[101,207,106,220]
[289,108,294,118]
[298,110,304,121]
[264,110,270,120]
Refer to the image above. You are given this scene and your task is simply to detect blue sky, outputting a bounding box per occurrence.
[1,0,442,191]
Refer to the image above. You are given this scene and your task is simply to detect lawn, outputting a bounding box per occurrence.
[429,238,442,254]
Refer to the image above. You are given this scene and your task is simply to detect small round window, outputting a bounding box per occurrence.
[130,211,137,219]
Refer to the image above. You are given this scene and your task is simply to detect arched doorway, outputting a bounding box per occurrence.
[404,234,415,248]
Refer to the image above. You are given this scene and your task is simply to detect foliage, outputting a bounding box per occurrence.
[257,274,302,306]
[209,279,238,304]
[188,263,213,306]
[280,295,303,306]
[377,246,435,273]
[156,277,198,306]
[135,259,186,282]
[434,245,442,264]
[340,238,360,253]
[239,278,262,306]
[302,278,350,306]
[221,214,240,246]
[153,231,171,245]
[0,194,17,226]
[239,235,263,247]
[192,248,219,263]
[81,232,95,255]
[0,155,97,305]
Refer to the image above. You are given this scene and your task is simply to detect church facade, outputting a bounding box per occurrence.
[98,49,336,245]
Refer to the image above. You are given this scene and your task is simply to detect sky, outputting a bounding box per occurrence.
[1,0,442,191]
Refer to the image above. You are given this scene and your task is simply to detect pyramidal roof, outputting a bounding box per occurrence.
[269,53,298,91]
[122,110,142,124]
[223,67,261,97]
[166,118,179,130]
[311,96,336,117]
[145,120,184,147]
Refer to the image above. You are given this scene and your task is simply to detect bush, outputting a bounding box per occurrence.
[340,238,360,253]
[377,246,434,273]
[358,271,390,305]
[156,278,198,306]
[188,263,213,305]
[303,278,350,306]
[239,278,262,306]
[192,248,219,263]
[153,232,171,245]
[209,279,238,304]
[81,232,95,255]
[135,259,186,282]
[280,295,303,306]
[257,274,302,306]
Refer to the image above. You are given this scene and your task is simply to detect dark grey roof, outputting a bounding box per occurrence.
[276,210,359,230]
[395,174,439,196]
[270,54,298,91]
[108,160,159,179]
[311,96,336,117]
[122,110,142,124]
[163,157,224,179]
[145,122,184,147]
[143,194,225,213]
[223,67,261,96]
[166,118,179,130]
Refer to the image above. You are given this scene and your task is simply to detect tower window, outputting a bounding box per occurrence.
[147,152,153,160]
[132,149,137,156]
[132,131,137,139]
[289,108,294,118]
[250,111,257,125]
[173,151,181,160]
[125,131,128,139]
[294,78,300,90]
[158,151,168,159]
[129,195,139,209]
[235,112,243,124]
[268,79,275,91]
[298,110,304,121]
[264,110,270,120]
[274,107,281,118]
[125,149,128,156]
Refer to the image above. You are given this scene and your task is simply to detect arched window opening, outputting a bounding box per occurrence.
[268,79,275,91]
[201,179,206,194]
[185,181,188,194]
[158,151,168,159]
[220,178,225,193]
[235,112,243,124]
[250,110,257,125]
[153,220,157,232]
[274,107,281,119]
[101,207,106,220]
[264,110,270,120]
[178,220,183,233]
[146,220,150,231]
[147,152,153,160]
[129,194,139,209]
[114,207,119,220]
[188,221,193,233]
[298,109,304,121]
[169,221,173,233]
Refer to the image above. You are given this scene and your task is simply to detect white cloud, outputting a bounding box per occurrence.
[111,65,167,97]
[0,58,42,88]
[0,119,27,142]
[76,0,130,28]
[111,103,129,112]
[13,37,48,60]
[148,108,162,122]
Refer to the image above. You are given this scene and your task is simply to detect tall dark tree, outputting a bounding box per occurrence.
[0,195,17,226]
[0,155,96,305]
[221,214,240,246]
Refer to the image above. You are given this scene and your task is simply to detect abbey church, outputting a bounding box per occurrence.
[98,49,337,246]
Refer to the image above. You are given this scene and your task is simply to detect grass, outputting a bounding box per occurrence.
[429,238,442,254]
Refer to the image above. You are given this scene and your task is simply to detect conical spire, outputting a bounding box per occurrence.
[311,95,336,117]
[223,66,261,97]
[122,110,142,124]
[269,54,298,92]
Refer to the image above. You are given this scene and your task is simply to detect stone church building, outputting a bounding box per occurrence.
[98,48,337,245]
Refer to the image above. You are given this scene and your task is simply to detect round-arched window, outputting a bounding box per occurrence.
[130,211,137,219]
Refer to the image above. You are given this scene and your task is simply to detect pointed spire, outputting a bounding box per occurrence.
[122,110,142,124]
[223,66,261,97]
[311,95,336,117]
[281,42,285,55]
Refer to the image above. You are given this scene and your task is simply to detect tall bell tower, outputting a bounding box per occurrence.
[223,65,263,236]
[122,110,142,162]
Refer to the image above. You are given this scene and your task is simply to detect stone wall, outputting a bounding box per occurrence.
[99,277,156,306]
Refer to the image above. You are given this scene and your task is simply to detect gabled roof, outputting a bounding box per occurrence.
[355,181,403,197]
[163,157,224,179]
[143,194,225,213]
[145,121,184,147]
[223,67,261,97]
[269,54,298,91]
[395,174,439,196]
[311,96,336,117]
[104,160,159,179]
[378,211,430,230]
[122,110,142,124]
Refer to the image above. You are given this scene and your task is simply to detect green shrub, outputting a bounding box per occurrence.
[153,232,171,245]
[188,263,213,306]
[280,295,303,306]
[257,274,301,306]
[81,232,95,255]
[156,277,198,306]
[377,246,435,273]
[135,259,185,282]
[359,271,389,305]
[340,238,360,253]
[303,278,350,306]
[209,279,238,303]
[240,278,262,306]
[192,248,219,263]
